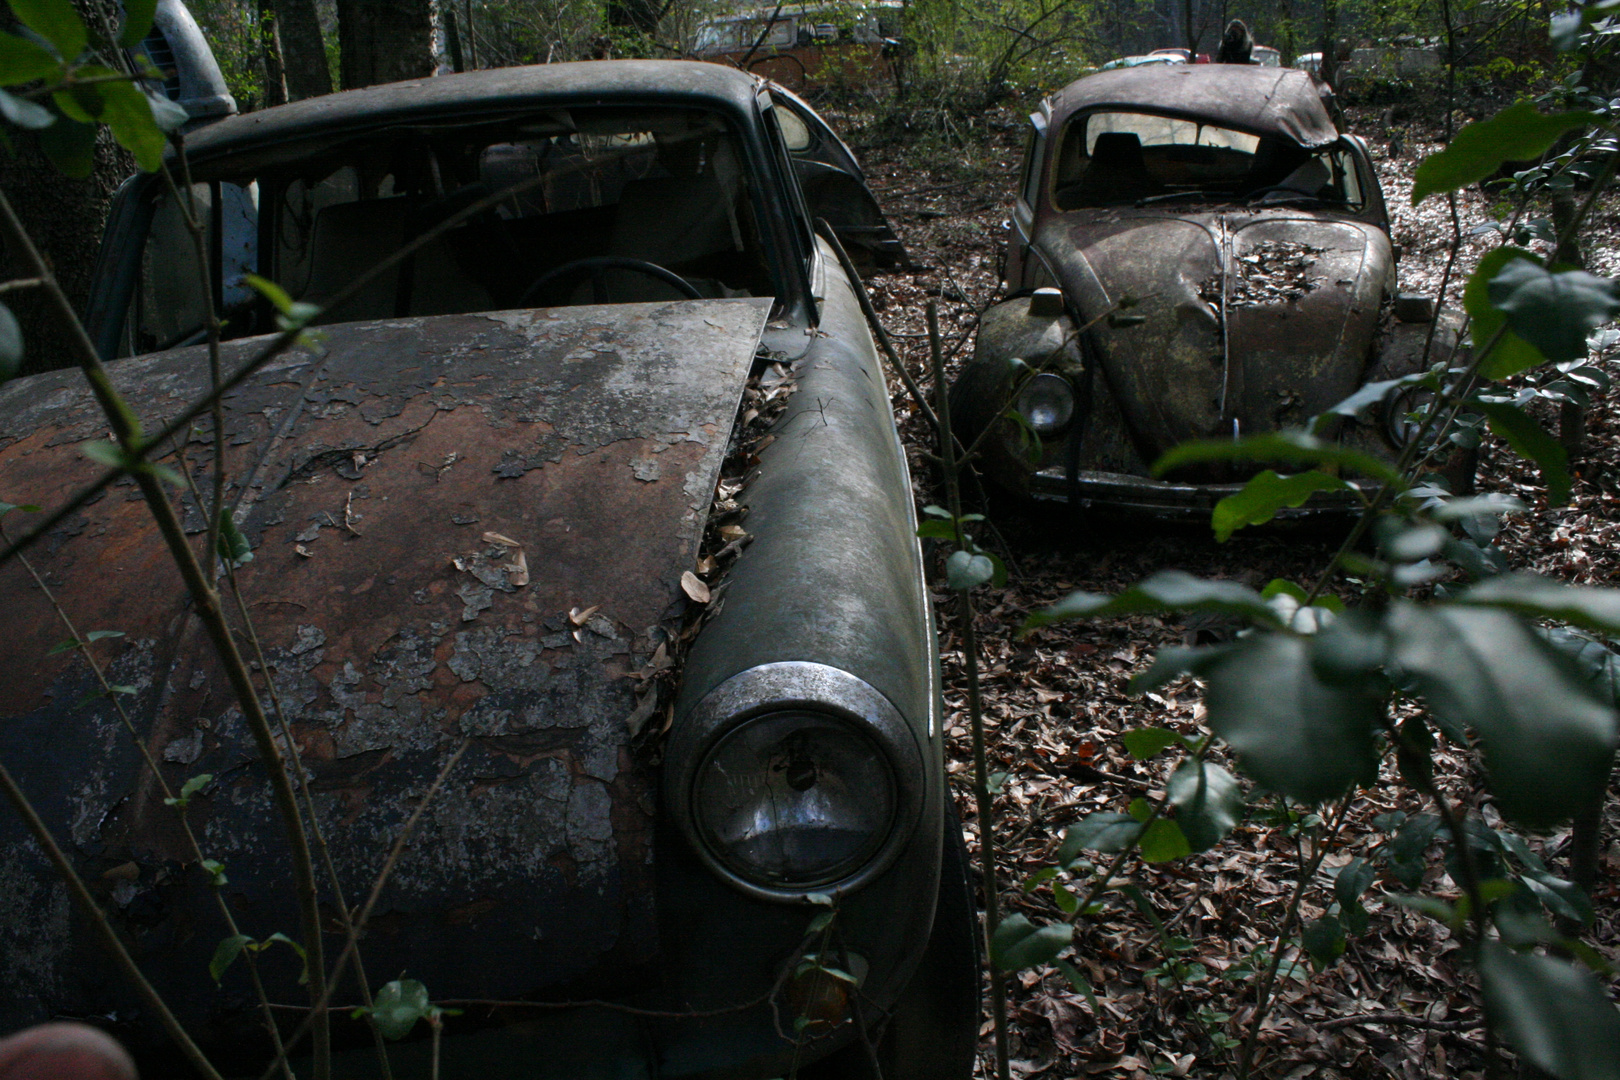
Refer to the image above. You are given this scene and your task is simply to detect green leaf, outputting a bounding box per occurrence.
[1489,259,1620,366]
[1312,373,1433,432]
[1211,470,1349,541]
[1052,881,1079,915]
[990,914,1072,972]
[1166,760,1243,852]
[119,0,159,48]
[1122,727,1184,761]
[1301,914,1346,968]
[0,86,54,131]
[915,519,958,540]
[1057,813,1145,861]
[36,115,94,178]
[1198,632,1382,804]
[1335,857,1376,935]
[98,79,166,172]
[363,978,435,1041]
[52,81,101,123]
[1479,942,1620,1080]
[1128,797,1153,823]
[147,93,188,133]
[200,858,227,886]
[1411,103,1598,204]
[0,31,63,84]
[1520,869,1595,926]
[1459,574,1620,635]
[8,0,87,60]
[0,501,40,516]
[1393,893,1458,925]
[1138,819,1191,863]
[1054,958,1099,1012]
[209,933,253,984]
[1475,401,1571,505]
[179,773,212,801]
[1465,248,1547,379]
[1152,430,1405,488]
[946,549,994,591]
[216,514,253,568]
[1024,570,1282,632]
[1387,603,1616,828]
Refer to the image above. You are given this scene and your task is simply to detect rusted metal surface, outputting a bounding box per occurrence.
[0,298,769,1037]
[1049,65,1339,148]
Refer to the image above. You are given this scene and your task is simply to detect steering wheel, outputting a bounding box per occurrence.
[517,256,703,307]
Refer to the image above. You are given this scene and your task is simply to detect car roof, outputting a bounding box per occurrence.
[177,60,765,166]
[1050,64,1338,147]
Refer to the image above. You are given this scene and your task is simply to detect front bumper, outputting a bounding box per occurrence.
[1025,465,1365,520]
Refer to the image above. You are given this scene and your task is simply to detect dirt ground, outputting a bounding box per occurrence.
[838,101,1620,1080]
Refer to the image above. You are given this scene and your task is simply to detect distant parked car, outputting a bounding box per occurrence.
[957,64,1450,516]
[693,1,903,91]
[0,58,974,1080]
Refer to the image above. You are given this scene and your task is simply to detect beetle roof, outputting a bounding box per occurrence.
[177,59,764,166]
[1050,65,1339,148]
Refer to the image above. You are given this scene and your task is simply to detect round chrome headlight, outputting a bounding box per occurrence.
[1015,373,1075,435]
[694,710,897,888]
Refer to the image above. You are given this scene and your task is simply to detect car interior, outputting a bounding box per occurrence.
[1051,110,1363,210]
[126,107,778,355]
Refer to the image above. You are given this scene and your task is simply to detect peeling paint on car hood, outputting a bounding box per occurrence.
[0,298,769,1032]
[1042,208,1388,466]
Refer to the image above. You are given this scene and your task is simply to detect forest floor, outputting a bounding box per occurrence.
[834,97,1620,1080]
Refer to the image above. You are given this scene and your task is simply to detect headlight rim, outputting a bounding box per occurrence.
[1014,372,1076,437]
[666,662,925,903]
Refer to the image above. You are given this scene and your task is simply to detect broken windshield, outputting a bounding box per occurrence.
[119,107,773,356]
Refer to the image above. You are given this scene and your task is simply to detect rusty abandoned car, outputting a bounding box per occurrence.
[953,64,1448,515]
[0,60,977,1079]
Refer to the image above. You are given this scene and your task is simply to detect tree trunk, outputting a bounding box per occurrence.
[336,0,437,90]
[259,0,291,107]
[0,0,133,376]
[275,0,334,100]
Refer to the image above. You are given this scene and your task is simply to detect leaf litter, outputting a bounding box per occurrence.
[853,102,1620,1079]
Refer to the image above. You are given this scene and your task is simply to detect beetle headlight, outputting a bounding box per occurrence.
[695,711,896,887]
[1015,373,1075,435]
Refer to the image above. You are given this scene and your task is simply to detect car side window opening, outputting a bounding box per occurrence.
[1019,115,1047,209]
[1052,110,1363,211]
[123,107,775,355]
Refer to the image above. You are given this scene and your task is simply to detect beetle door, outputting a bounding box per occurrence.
[1008,109,1048,291]
[770,86,909,270]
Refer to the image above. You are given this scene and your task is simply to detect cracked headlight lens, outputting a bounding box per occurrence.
[694,711,896,888]
[1015,373,1075,436]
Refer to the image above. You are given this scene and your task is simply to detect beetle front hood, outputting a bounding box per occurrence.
[1040,208,1389,464]
[0,300,769,1030]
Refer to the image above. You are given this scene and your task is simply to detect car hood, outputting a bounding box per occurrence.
[0,299,768,1027]
[1039,208,1390,467]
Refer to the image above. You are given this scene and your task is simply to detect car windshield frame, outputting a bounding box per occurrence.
[94,100,809,358]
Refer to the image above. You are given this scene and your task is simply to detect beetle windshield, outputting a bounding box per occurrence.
[1052,109,1361,211]
[120,107,774,356]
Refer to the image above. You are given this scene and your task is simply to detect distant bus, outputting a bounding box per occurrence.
[692,2,903,90]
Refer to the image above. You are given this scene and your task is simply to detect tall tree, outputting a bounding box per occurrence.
[271,0,333,100]
[335,0,436,89]
[0,0,132,376]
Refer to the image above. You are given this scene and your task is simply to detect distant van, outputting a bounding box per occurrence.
[692,2,903,90]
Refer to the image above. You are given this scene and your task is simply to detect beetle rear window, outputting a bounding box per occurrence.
[1053,110,1363,212]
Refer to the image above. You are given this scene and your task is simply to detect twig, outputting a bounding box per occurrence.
[1315,1011,1483,1032]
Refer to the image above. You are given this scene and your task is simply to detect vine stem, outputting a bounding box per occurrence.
[928,300,1010,1080]
[3,523,295,1080]
[1236,794,1354,1080]
[0,185,331,1072]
